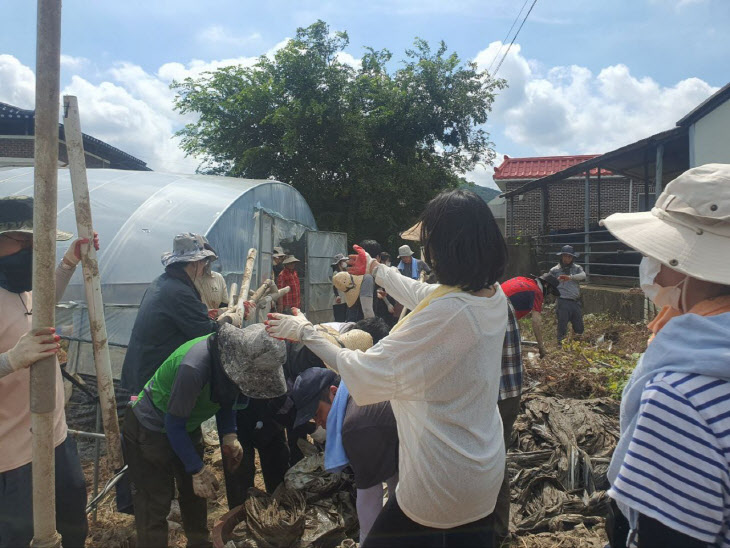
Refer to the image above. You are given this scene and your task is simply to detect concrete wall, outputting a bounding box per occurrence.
[581,285,648,322]
[692,99,730,167]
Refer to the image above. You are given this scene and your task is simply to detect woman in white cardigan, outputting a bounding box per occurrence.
[267,189,509,547]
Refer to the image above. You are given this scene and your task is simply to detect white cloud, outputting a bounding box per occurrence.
[196,25,262,48]
[465,152,504,190]
[475,42,718,155]
[60,54,89,71]
[336,52,362,71]
[0,54,35,108]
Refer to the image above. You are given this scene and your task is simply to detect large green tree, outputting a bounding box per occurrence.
[173,21,504,249]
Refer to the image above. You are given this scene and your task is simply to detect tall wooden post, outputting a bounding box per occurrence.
[31,1,63,546]
[63,95,124,469]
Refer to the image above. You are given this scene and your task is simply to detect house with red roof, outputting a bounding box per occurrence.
[493,154,633,238]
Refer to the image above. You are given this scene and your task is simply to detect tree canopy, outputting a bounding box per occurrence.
[173,20,505,249]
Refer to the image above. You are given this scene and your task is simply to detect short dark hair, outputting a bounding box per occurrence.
[353,317,390,344]
[318,375,341,402]
[379,252,391,263]
[419,189,507,291]
[359,239,381,258]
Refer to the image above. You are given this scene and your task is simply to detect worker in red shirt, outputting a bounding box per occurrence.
[501,273,560,357]
[277,256,301,313]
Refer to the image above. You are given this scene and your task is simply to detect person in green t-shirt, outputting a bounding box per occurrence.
[122,323,287,548]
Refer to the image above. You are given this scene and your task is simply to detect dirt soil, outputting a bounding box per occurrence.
[76,309,647,547]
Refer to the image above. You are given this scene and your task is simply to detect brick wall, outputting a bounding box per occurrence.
[1,137,108,168]
[505,176,656,237]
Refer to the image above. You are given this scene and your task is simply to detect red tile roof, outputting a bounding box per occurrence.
[493,154,612,180]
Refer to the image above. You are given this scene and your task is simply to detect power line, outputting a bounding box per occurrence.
[493,0,539,78]
[487,0,531,74]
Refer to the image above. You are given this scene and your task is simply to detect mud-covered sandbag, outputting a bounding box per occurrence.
[284,454,350,501]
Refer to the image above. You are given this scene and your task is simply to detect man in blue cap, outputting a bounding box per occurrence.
[550,245,586,343]
[291,339,398,545]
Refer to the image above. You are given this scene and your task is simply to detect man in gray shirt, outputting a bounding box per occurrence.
[550,245,586,343]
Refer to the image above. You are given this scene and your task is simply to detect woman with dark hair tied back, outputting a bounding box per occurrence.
[267,190,510,547]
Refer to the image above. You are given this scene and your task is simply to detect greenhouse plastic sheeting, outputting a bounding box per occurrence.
[1,167,322,379]
[0,167,316,304]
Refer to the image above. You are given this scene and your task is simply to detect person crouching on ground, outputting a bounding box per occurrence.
[0,196,98,548]
[550,245,586,343]
[602,163,730,548]
[123,323,287,548]
[267,189,509,548]
[292,365,398,545]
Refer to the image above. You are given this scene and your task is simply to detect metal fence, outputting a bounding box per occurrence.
[535,228,641,284]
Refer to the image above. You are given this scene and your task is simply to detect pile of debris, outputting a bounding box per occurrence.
[222,454,359,548]
[508,389,620,540]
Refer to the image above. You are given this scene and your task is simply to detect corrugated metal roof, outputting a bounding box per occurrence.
[493,154,613,180]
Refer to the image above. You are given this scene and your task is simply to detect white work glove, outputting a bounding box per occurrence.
[221,433,243,472]
[1,328,60,374]
[192,465,219,499]
[265,308,313,342]
[61,234,100,269]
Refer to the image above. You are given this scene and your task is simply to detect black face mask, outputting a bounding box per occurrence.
[0,249,33,293]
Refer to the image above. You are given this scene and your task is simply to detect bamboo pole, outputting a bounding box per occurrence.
[30,0,62,546]
[63,95,124,469]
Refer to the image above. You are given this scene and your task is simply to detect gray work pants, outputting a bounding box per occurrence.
[557,298,584,342]
[494,395,521,540]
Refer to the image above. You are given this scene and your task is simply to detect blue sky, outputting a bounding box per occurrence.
[1,0,727,187]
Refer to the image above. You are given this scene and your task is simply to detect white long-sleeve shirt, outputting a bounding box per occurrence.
[303,264,508,528]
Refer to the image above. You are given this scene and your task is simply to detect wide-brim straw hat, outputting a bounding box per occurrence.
[0,196,72,241]
[601,163,730,286]
[217,323,287,399]
[282,255,300,265]
[332,271,363,308]
[273,246,287,258]
[161,233,218,267]
[315,324,374,352]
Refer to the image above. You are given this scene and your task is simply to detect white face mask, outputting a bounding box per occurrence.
[639,256,686,310]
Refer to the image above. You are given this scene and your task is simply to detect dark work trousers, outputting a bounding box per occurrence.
[122,410,211,548]
[494,395,521,541]
[333,303,347,322]
[557,298,584,342]
[222,406,290,509]
[362,496,496,548]
[0,437,88,548]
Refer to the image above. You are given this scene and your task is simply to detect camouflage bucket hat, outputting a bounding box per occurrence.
[0,196,73,241]
[161,232,218,267]
[217,323,287,399]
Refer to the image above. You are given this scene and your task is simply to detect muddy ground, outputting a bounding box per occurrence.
[71,307,648,547]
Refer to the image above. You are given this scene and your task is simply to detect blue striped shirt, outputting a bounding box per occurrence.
[609,372,730,546]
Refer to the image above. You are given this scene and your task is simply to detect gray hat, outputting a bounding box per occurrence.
[217,323,287,399]
[331,253,347,266]
[398,245,414,258]
[282,255,300,265]
[0,196,72,241]
[556,245,578,258]
[161,233,218,267]
[273,246,287,258]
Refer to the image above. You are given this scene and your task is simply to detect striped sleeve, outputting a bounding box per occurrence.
[608,376,730,545]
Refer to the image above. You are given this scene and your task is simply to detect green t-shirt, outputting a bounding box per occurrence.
[133,334,220,433]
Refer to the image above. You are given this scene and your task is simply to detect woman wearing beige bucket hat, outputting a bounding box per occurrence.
[600,164,730,548]
[267,189,509,547]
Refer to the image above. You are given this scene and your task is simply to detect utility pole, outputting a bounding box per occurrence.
[31,0,63,546]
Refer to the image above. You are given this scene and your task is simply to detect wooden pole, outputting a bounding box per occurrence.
[63,95,124,469]
[31,0,62,546]
[235,248,257,312]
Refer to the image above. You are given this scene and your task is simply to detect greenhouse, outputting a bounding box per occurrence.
[0,167,346,378]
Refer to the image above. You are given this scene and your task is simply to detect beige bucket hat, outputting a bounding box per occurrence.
[315,324,374,352]
[332,271,363,308]
[601,163,730,286]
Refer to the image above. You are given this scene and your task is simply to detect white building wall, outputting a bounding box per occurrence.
[691,98,730,167]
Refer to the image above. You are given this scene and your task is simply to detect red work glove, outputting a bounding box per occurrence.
[73,232,100,261]
[347,245,371,276]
